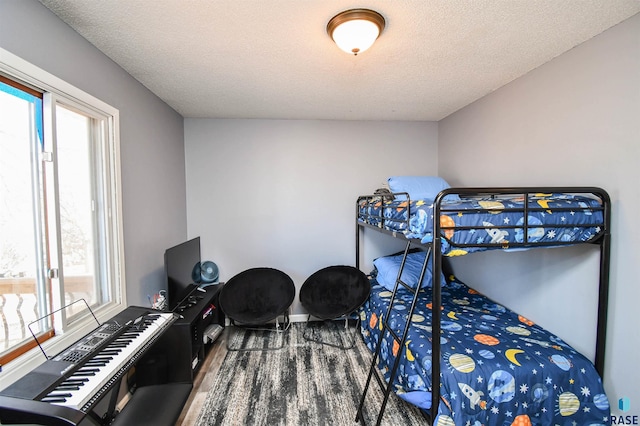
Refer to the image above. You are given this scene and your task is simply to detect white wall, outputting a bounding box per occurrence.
[0,0,188,306]
[184,119,438,314]
[439,14,639,415]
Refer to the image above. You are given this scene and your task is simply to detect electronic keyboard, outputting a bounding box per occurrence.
[0,306,178,425]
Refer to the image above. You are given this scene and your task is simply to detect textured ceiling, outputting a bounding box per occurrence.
[39,1,640,121]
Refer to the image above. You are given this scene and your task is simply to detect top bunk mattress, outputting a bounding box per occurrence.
[357,192,605,256]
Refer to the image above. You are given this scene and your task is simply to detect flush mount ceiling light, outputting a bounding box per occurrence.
[327,9,385,55]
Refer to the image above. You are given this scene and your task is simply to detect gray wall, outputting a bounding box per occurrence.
[439,14,639,414]
[0,0,188,306]
[184,119,438,314]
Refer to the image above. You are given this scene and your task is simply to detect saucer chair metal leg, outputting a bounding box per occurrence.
[303,314,361,349]
[225,312,290,352]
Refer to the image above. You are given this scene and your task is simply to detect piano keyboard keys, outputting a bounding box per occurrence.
[54,384,82,391]
[42,392,73,401]
[41,312,175,411]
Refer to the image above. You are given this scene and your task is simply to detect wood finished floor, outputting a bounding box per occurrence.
[175,329,229,426]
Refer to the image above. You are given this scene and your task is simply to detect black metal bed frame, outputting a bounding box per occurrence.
[354,186,611,426]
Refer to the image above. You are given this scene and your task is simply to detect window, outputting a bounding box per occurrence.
[0,49,125,376]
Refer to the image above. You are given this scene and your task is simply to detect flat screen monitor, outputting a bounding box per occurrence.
[165,237,201,310]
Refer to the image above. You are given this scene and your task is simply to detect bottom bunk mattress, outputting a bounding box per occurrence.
[359,276,610,425]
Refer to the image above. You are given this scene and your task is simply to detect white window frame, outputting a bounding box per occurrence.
[0,47,127,389]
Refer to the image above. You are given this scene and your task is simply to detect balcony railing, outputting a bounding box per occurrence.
[0,276,94,352]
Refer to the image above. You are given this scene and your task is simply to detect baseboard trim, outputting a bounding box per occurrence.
[289,314,309,323]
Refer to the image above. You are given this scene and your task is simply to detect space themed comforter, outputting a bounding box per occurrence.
[357,193,604,256]
[359,276,611,425]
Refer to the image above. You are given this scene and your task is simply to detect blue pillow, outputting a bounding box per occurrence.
[373,251,446,291]
[387,176,460,202]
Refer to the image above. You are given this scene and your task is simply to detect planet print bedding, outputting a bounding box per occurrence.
[359,275,611,425]
[357,192,605,256]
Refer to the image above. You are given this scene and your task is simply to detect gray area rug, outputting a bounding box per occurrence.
[195,321,426,426]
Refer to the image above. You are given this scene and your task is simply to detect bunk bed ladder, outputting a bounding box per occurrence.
[356,241,433,426]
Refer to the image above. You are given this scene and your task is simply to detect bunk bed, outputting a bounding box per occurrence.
[354,183,611,426]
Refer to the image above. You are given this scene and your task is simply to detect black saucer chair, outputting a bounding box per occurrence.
[299,265,370,349]
[219,267,295,351]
